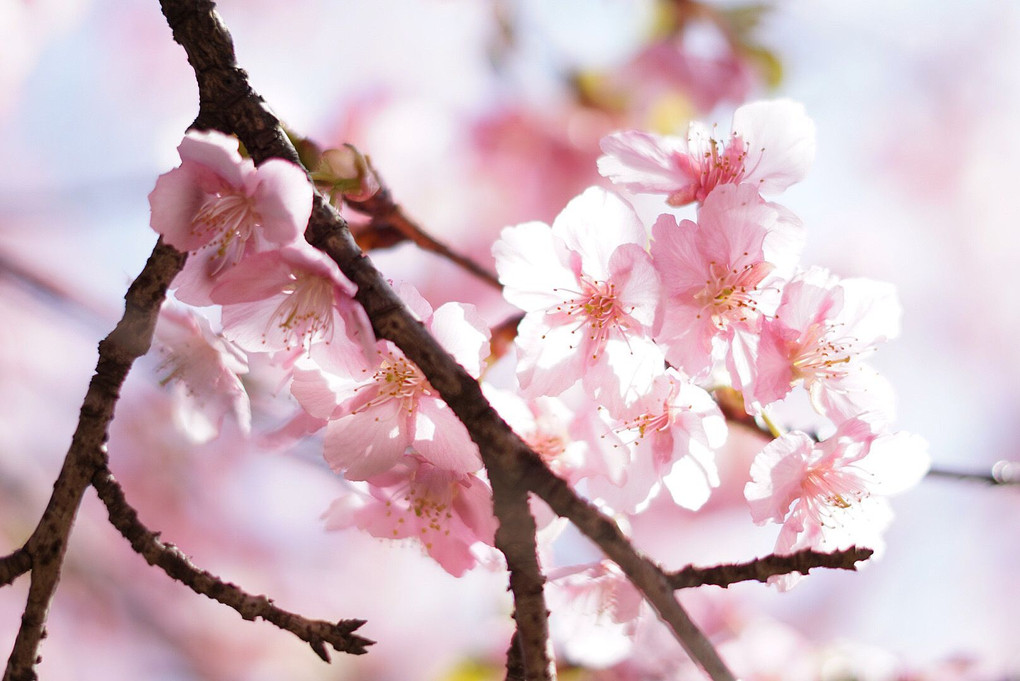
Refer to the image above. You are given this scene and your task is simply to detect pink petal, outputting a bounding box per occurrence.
[732,99,816,194]
[251,159,313,245]
[148,163,209,251]
[177,130,248,189]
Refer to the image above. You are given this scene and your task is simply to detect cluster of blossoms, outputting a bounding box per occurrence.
[148,101,927,665]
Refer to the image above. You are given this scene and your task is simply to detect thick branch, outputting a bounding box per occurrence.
[91,467,372,659]
[666,547,874,590]
[4,240,185,681]
[504,631,527,681]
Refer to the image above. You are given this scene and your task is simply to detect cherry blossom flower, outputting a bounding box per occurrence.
[291,287,487,480]
[210,244,372,358]
[493,186,664,416]
[149,130,312,304]
[749,266,901,422]
[744,417,929,588]
[323,454,498,577]
[483,388,595,484]
[591,368,727,513]
[152,303,251,441]
[546,561,644,668]
[598,99,815,206]
[651,183,803,379]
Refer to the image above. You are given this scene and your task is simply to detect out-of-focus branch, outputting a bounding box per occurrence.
[345,172,503,290]
[666,546,874,590]
[0,550,31,588]
[91,466,373,659]
[158,2,738,678]
[927,462,1020,486]
[4,239,186,681]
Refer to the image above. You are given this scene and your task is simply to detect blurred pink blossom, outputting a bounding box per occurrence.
[153,304,251,441]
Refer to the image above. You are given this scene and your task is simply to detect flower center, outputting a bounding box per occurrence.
[191,190,260,271]
[696,135,748,198]
[383,472,456,548]
[695,259,773,330]
[527,433,566,463]
[352,350,431,415]
[555,276,633,356]
[799,464,868,527]
[267,272,335,350]
[791,322,857,382]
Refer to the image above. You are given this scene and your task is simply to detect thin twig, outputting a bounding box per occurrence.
[666,547,874,590]
[91,466,372,659]
[927,463,1020,486]
[346,179,503,290]
[4,239,186,681]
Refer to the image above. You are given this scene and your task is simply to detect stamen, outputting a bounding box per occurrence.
[265,272,335,350]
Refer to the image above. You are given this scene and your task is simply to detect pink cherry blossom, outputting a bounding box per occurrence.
[210,244,372,358]
[598,99,815,206]
[651,183,803,379]
[617,41,756,118]
[493,186,664,416]
[744,417,929,588]
[323,454,498,577]
[152,303,251,441]
[149,130,312,304]
[749,266,901,422]
[291,287,487,480]
[591,368,727,513]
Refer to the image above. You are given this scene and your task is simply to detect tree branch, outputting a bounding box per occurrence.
[666,547,874,590]
[491,481,555,681]
[345,174,503,290]
[90,466,373,659]
[4,240,186,681]
[927,462,1020,486]
[0,550,31,588]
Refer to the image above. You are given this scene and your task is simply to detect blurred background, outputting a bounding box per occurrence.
[1,0,1018,679]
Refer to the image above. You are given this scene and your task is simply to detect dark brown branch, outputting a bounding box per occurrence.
[504,631,527,681]
[91,466,372,659]
[491,481,555,681]
[4,240,185,681]
[666,547,874,590]
[345,177,503,290]
[0,550,31,588]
